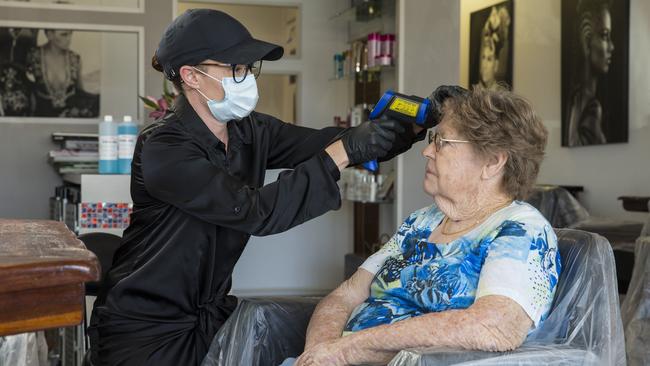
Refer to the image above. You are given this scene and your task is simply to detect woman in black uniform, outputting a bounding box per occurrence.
[88,9,423,366]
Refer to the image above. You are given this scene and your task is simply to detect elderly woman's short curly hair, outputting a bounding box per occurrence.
[445,87,548,200]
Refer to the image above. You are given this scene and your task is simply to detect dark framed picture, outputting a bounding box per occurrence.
[469,0,514,90]
[0,0,143,13]
[561,0,629,147]
[0,26,101,118]
[0,20,143,124]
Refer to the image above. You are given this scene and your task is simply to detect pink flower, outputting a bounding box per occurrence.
[139,80,179,120]
[149,110,166,119]
[158,97,169,111]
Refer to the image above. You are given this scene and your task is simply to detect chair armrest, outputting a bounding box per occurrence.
[617,196,650,212]
[201,297,319,366]
[388,344,599,366]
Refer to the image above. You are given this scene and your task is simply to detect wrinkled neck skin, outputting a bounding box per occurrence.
[434,181,512,224]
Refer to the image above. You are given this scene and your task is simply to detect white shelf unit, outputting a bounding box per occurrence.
[79,174,132,237]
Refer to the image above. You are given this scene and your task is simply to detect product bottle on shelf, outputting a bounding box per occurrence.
[118,115,138,174]
[343,50,351,77]
[367,32,378,68]
[99,115,118,174]
[379,33,394,66]
[388,34,396,65]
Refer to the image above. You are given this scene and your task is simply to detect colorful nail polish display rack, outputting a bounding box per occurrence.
[79,202,133,229]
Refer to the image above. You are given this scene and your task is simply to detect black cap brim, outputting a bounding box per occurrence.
[208,37,284,65]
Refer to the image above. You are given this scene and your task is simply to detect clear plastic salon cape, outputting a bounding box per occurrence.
[620,209,650,366]
[202,229,626,366]
[0,331,48,366]
[201,297,319,366]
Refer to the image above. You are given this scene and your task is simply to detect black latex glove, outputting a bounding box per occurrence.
[428,85,469,127]
[378,120,427,162]
[341,119,405,166]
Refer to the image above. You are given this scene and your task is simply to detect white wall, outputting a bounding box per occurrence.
[233,168,353,296]
[99,32,140,120]
[395,0,461,226]
[226,0,354,296]
[460,0,650,222]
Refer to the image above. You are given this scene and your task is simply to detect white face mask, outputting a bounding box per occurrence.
[192,66,259,122]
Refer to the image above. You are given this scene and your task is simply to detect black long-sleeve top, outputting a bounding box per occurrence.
[89,94,344,366]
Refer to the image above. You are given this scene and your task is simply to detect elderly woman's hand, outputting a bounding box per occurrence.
[295,338,349,366]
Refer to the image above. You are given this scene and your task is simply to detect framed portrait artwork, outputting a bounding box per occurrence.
[0,21,144,124]
[469,0,514,91]
[0,0,144,13]
[561,0,630,147]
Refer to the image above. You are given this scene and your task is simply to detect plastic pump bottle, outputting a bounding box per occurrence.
[118,115,138,174]
[99,115,118,174]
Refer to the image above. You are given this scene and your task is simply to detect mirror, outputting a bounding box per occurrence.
[177,2,300,124]
[177,1,300,57]
[256,73,298,123]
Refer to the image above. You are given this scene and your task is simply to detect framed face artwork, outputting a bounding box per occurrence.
[469,0,514,91]
[0,21,143,123]
[561,0,630,147]
[0,0,143,13]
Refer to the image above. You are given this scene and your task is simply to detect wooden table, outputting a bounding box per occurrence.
[0,219,99,337]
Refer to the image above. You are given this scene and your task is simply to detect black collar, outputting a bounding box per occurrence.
[172,94,253,150]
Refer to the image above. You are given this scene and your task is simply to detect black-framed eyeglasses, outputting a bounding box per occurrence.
[427,130,470,152]
[197,60,263,83]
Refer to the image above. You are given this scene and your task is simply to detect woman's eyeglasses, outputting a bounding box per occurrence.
[427,130,470,152]
[197,60,263,83]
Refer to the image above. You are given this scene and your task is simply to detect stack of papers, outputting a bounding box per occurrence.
[49,132,99,176]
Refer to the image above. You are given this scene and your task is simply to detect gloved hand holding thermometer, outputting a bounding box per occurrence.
[362,85,468,171]
[340,119,405,166]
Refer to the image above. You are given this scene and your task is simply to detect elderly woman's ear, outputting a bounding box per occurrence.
[481,150,508,181]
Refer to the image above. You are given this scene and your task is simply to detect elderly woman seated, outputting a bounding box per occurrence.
[290,87,561,366]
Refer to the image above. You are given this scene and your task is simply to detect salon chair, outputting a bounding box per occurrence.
[201,229,626,366]
[527,185,643,293]
[78,232,122,366]
[525,185,590,228]
[621,202,650,366]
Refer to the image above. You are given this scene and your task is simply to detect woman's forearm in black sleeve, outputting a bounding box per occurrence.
[141,129,342,236]
[254,112,346,169]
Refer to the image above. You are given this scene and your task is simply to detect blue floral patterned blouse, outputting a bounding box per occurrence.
[344,201,561,333]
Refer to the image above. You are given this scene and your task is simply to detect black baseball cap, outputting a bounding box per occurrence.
[155,9,284,80]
